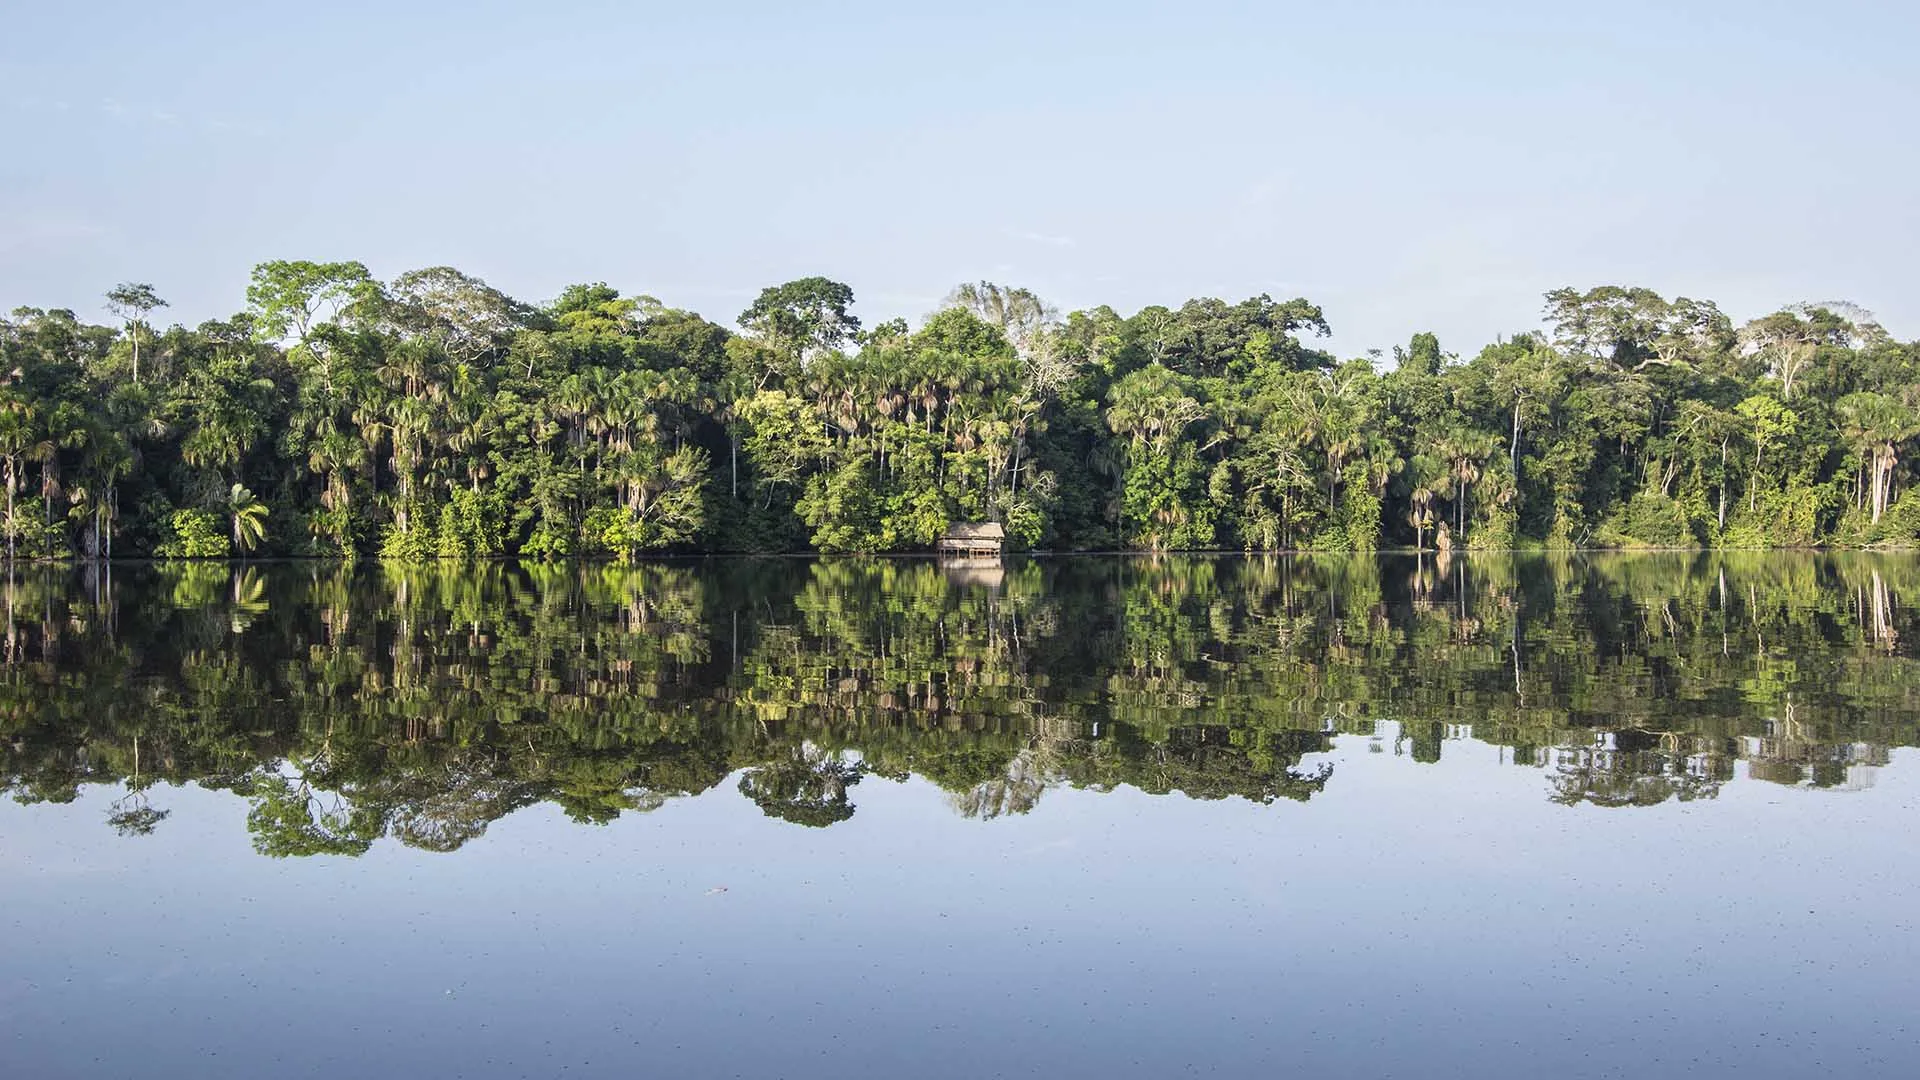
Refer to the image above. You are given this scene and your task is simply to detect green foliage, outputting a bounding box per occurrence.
[379,520,437,562]
[1871,491,1920,545]
[437,488,510,557]
[1721,481,1828,548]
[2,272,1918,559]
[797,459,888,553]
[1468,504,1517,550]
[227,484,268,553]
[737,277,859,371]
[245,260,377,343]
[1328,474,1384,552]
[11,497,67,560]
[520,524,573,560]
[1597,492,1697,548]
[157,509,230,558]
[1120,444,1217,549]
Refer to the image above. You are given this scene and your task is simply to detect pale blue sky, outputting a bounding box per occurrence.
[4,0,1915,357]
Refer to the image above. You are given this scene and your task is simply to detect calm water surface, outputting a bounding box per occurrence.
[3,554,1918,1078]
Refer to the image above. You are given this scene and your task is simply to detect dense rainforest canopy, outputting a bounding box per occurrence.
[3,266,1917,558]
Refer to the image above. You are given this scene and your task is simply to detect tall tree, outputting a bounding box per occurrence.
[245,260,377,344]
[738,277,859,379]
[104,283,167,385]
[1836,392,1918,525]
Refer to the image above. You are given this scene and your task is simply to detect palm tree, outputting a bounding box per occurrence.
[1105,365,1206,453]
[65,418,127,553]
[367,394,435,536]
[1406,453,1444,550]
[227,483,268,554]
[1296,372,1367,510]
[443,385,496,495]
[1362,434,1403,496]
[1837,392,1920,525]
[31,402,88,559]
[1430,427,1497,541]
[0,395,38,563]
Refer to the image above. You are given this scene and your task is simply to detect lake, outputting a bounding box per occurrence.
[3,553,1918,1078]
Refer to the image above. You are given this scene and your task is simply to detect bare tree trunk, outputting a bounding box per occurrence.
[1885,452,1894,522]
[1874,448,1894,524]
[1511,401,1520,479]
[1718,438,1729,530]
[1872,454,1882,524]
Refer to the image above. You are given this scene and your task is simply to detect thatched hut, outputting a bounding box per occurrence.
[936,522,1005,556]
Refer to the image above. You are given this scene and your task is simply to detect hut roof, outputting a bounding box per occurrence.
[942,522,1006,540]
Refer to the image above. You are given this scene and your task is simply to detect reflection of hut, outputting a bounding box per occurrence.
[942,562,1005,589]
[937,522,1005,557]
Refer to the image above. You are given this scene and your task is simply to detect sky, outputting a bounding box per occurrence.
[3,0,1916,359]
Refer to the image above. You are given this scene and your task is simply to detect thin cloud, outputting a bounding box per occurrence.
[99,99,175,125]
[0,215,110,254]
[1001,227,1075,248]
[866,290,943,308]
[89,98,262,137]
[5,96,72,113]
[651,285,758,299]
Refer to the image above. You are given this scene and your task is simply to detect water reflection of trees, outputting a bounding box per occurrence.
[2,553,1917,854]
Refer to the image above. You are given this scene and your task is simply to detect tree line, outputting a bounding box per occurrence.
[4,266,1917,558]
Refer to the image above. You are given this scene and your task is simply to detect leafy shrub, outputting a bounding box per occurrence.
[1596,492,1695,548]
[1719,481,1827,548]
[519,524,572,560]
[156,509,229,559]
[437,489,509,558]
[378,520,436,562]
[1467,505,1517,550]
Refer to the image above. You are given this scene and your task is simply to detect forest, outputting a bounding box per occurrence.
[3,264,1917,558]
